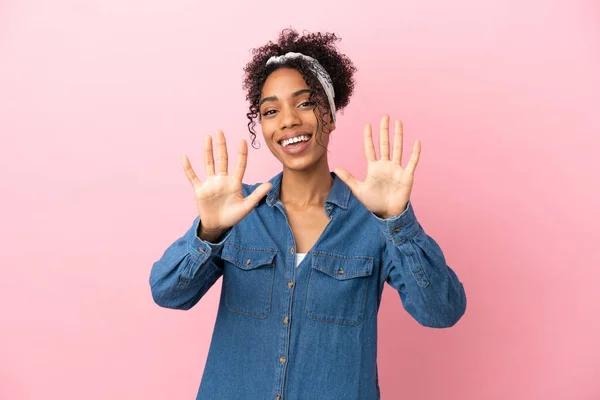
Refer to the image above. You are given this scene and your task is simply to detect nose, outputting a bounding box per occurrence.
[279,104,301,130]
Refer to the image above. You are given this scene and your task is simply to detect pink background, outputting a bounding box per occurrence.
[1,0,599,399]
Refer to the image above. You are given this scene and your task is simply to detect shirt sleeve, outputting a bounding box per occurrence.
[375,200,467,328]
[149,216,232,310]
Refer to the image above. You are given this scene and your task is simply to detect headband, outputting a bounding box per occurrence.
[265,52,336,122]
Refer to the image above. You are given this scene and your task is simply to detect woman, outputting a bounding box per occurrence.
[150,29,466,400]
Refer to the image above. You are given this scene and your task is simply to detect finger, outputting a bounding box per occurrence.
[243,182,272,211]
[379,114,390,160]
[181,155,202,188]
[204,135,215,177]
[216,130,228,176]
[392,119,403,165]
[405,140,421,175]
[333,167,361,194]
[233,139,248,181]
[363,124,376,163]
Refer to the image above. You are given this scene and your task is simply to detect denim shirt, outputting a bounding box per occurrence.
[149,171,466,400]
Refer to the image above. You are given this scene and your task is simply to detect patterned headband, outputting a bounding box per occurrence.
[265,52,336,122]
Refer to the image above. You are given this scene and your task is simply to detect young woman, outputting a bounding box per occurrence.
[150,29,466,400]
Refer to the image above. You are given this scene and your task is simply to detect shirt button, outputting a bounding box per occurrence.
[280,356,286,363]
[326,205,332,211]
[276,395,281,400]
[338,267,344,275]
[290,247,295,254]
[288,281,294,288]
[246,258,251,265]
[394,227,403,232]
[283,316,289,324]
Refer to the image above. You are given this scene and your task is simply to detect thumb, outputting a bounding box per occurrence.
[334,168,360,194]
[243,182,273,211]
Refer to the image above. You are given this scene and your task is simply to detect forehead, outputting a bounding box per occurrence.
[261,67,310,98]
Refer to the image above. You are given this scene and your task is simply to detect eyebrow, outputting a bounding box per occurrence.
[259,89,312,107]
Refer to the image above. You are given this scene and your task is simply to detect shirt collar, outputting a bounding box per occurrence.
[265,171,350,210]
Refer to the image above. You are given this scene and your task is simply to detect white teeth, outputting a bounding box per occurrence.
[281,135,310,148]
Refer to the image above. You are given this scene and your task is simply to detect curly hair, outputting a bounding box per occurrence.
[242,28,357,149]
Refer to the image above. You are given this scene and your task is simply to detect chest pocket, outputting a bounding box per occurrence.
[222,244,277,319]
[306,252,374,326]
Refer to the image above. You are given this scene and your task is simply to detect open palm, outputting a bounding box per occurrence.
[334,115,421,219]
[182,130,272,233]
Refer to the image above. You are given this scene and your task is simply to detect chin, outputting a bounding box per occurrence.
[282,159,313,172]
[283,154,327,173]
[272,136,328,171]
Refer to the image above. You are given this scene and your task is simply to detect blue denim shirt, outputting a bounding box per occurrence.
[150,171,466,400]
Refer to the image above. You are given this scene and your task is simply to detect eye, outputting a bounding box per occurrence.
[299,101,316,108]
[262,109,277,117]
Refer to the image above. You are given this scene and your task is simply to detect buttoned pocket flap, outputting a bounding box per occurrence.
[312,252,373,280]
[222,245,277,270]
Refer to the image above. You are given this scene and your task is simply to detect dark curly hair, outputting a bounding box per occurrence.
[242,28,357,149]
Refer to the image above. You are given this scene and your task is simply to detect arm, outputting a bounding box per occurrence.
[149,216,232,310]
[150,130,271,310]
[376,201,466,328]
[334,115,466,327]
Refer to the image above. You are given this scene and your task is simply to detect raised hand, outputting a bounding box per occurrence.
[182,130,272,238]
[334,115,421,219]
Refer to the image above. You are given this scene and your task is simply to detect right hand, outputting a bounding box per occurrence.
[181,130,272,237]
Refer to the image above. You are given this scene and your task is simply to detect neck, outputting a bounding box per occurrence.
[279,157,333,208]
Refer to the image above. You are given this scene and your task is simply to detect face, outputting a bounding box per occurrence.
[258,67,335,171]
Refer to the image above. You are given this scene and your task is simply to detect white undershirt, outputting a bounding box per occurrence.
[295,253,307,267]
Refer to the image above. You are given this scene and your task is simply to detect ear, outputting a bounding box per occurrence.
[329,120,336,133]
[327,113,336,133]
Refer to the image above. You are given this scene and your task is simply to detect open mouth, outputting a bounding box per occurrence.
[279,134,312,148]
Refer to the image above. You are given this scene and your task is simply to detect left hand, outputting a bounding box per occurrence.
[334,115,421,219]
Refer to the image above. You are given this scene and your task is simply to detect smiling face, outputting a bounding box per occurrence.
[259,67,335,171]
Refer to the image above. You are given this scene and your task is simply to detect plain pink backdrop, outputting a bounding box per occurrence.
[1,0,599,399]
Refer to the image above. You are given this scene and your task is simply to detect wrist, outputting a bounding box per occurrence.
[376,202,409,220]
[197,224,226,242]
